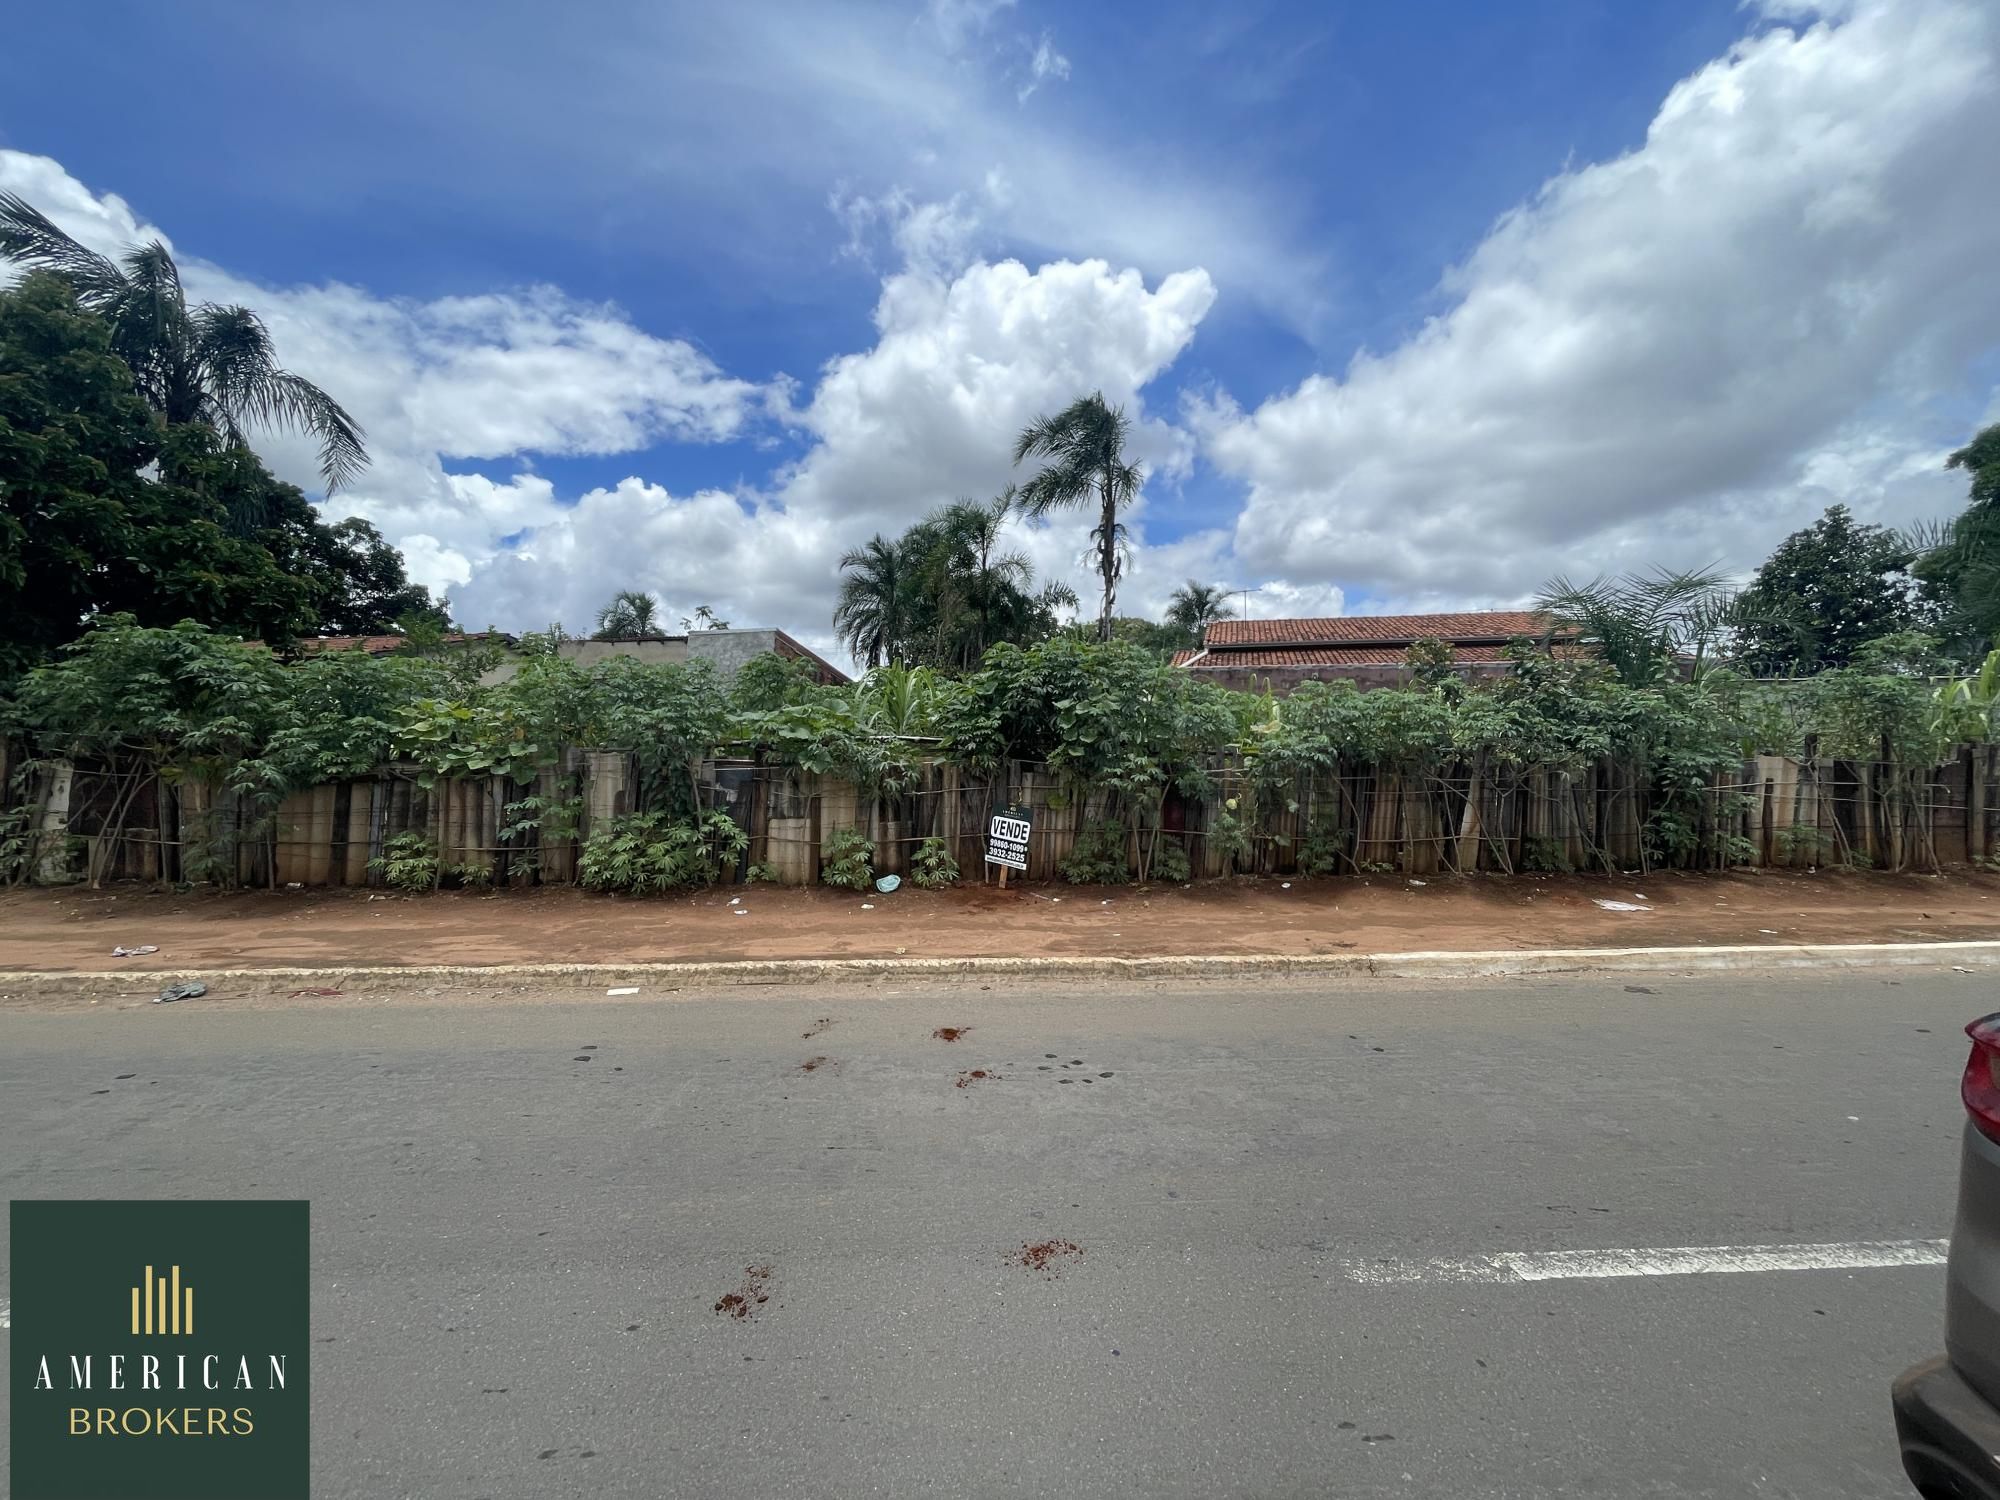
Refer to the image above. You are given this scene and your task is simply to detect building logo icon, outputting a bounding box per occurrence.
[130,1263,194,1336]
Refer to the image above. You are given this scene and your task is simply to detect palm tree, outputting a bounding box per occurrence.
[855,663,944,735]
[834,535,912,669]
[1535,566,1737,686]
[936,490,1034,667]
[1013,392,1143,642]
[0,194,367,494]
[1165,580,1234,646]
[593,589,664,641]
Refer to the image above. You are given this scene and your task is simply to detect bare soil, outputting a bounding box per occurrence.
[3,867,1998,973]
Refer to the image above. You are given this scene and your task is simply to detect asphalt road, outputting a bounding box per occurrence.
[0,968,1981,1498]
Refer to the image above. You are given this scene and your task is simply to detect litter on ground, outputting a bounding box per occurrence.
[153,981,206,1004]
[110,944,158,958]
[1594,899,1650,913]
[875,875,901,894]
[606,986,639,996]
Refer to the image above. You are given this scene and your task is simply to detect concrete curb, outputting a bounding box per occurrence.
[3,939,1997,994]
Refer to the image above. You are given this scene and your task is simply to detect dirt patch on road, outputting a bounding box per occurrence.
[0,868,1996,975]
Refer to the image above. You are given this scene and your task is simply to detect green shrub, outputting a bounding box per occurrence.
[1522,835,1573,874]
[744,861,779,884]
[1148,836,1190,883]
[910,836,960,889]
[1294,815,1343,877]
[1207,807,1251,873]
[370,830,441,891]
[1062,819,1129,884]
[578,810,748,895]
[821,828,875,890]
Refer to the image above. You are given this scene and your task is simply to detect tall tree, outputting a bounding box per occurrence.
[1013,392,1142,642]
[312,518,453,636]
[1734,504,1925,673]
[0,193,366,494]
[0,273,401,675]
[1165,580,1234,647]
[1914,423,2000,659]
[835,536,911,669]
[929,492,1036,667]
[593,590,665,641]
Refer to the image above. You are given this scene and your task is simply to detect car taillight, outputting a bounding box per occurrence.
[1964,1014,2000,1144]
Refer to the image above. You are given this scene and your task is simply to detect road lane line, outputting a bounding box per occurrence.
[1337,1238,1949,1285]
[1,1295,9,1329]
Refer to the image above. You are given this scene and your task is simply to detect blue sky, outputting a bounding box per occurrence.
[3,0,1997,654]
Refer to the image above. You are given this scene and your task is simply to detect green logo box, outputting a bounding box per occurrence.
[10,1200,310,1500]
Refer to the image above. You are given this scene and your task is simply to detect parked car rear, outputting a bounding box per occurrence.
[1894,1012,2000,1497]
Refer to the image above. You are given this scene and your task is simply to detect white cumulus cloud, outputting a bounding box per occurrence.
[1203,0,2000,604]
[455,250,1220,650]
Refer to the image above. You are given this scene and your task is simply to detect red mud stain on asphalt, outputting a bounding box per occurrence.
[797,1056,831,1073]
[802,1016,835,1039]
[955,1069,998,1088]
[1007,1239,1083,1278]
[713,1265,774,1320]
[932,1026,971,1042]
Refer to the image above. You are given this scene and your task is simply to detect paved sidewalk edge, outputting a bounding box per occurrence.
[3,938,1997,992]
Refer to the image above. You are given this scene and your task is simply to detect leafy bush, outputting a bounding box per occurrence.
[370,830,441,891]
[1521,835,1574,874]
[910,836,959,889]
[821,828,875,890]
[1062,819,1129,884]
[0,805,42,886]
[1206,806,1252,874]
[744,861,779,884]
[578,811,748,895]
[1148,836,1190,884]
[1293,815,1344,877]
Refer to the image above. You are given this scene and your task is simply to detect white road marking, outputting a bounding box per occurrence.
[1337,1238,1949,1285]
[0,1295,9,1329]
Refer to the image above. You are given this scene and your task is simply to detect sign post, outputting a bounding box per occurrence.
[984,805,1032,888]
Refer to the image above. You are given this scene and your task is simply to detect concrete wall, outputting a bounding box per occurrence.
[561,639,691,669]
[686,630,785,676]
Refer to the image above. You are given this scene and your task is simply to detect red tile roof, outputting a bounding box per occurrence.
[1181,642,1592,670]
[1203,611,1561,648]
[772,630,851,686]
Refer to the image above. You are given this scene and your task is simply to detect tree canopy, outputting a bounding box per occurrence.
[0,270,442,679]
[1013,392,1141,642]
[1914,422,2000,660]
[0,193,366,494]
[834,495,1075,669]
[1734,504,1926,674]
[1165,580,1234,647]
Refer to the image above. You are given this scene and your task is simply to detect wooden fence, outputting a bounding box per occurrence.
[5,743,1996,888]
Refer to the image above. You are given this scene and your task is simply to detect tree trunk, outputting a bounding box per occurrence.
[1097,476,1117,641]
